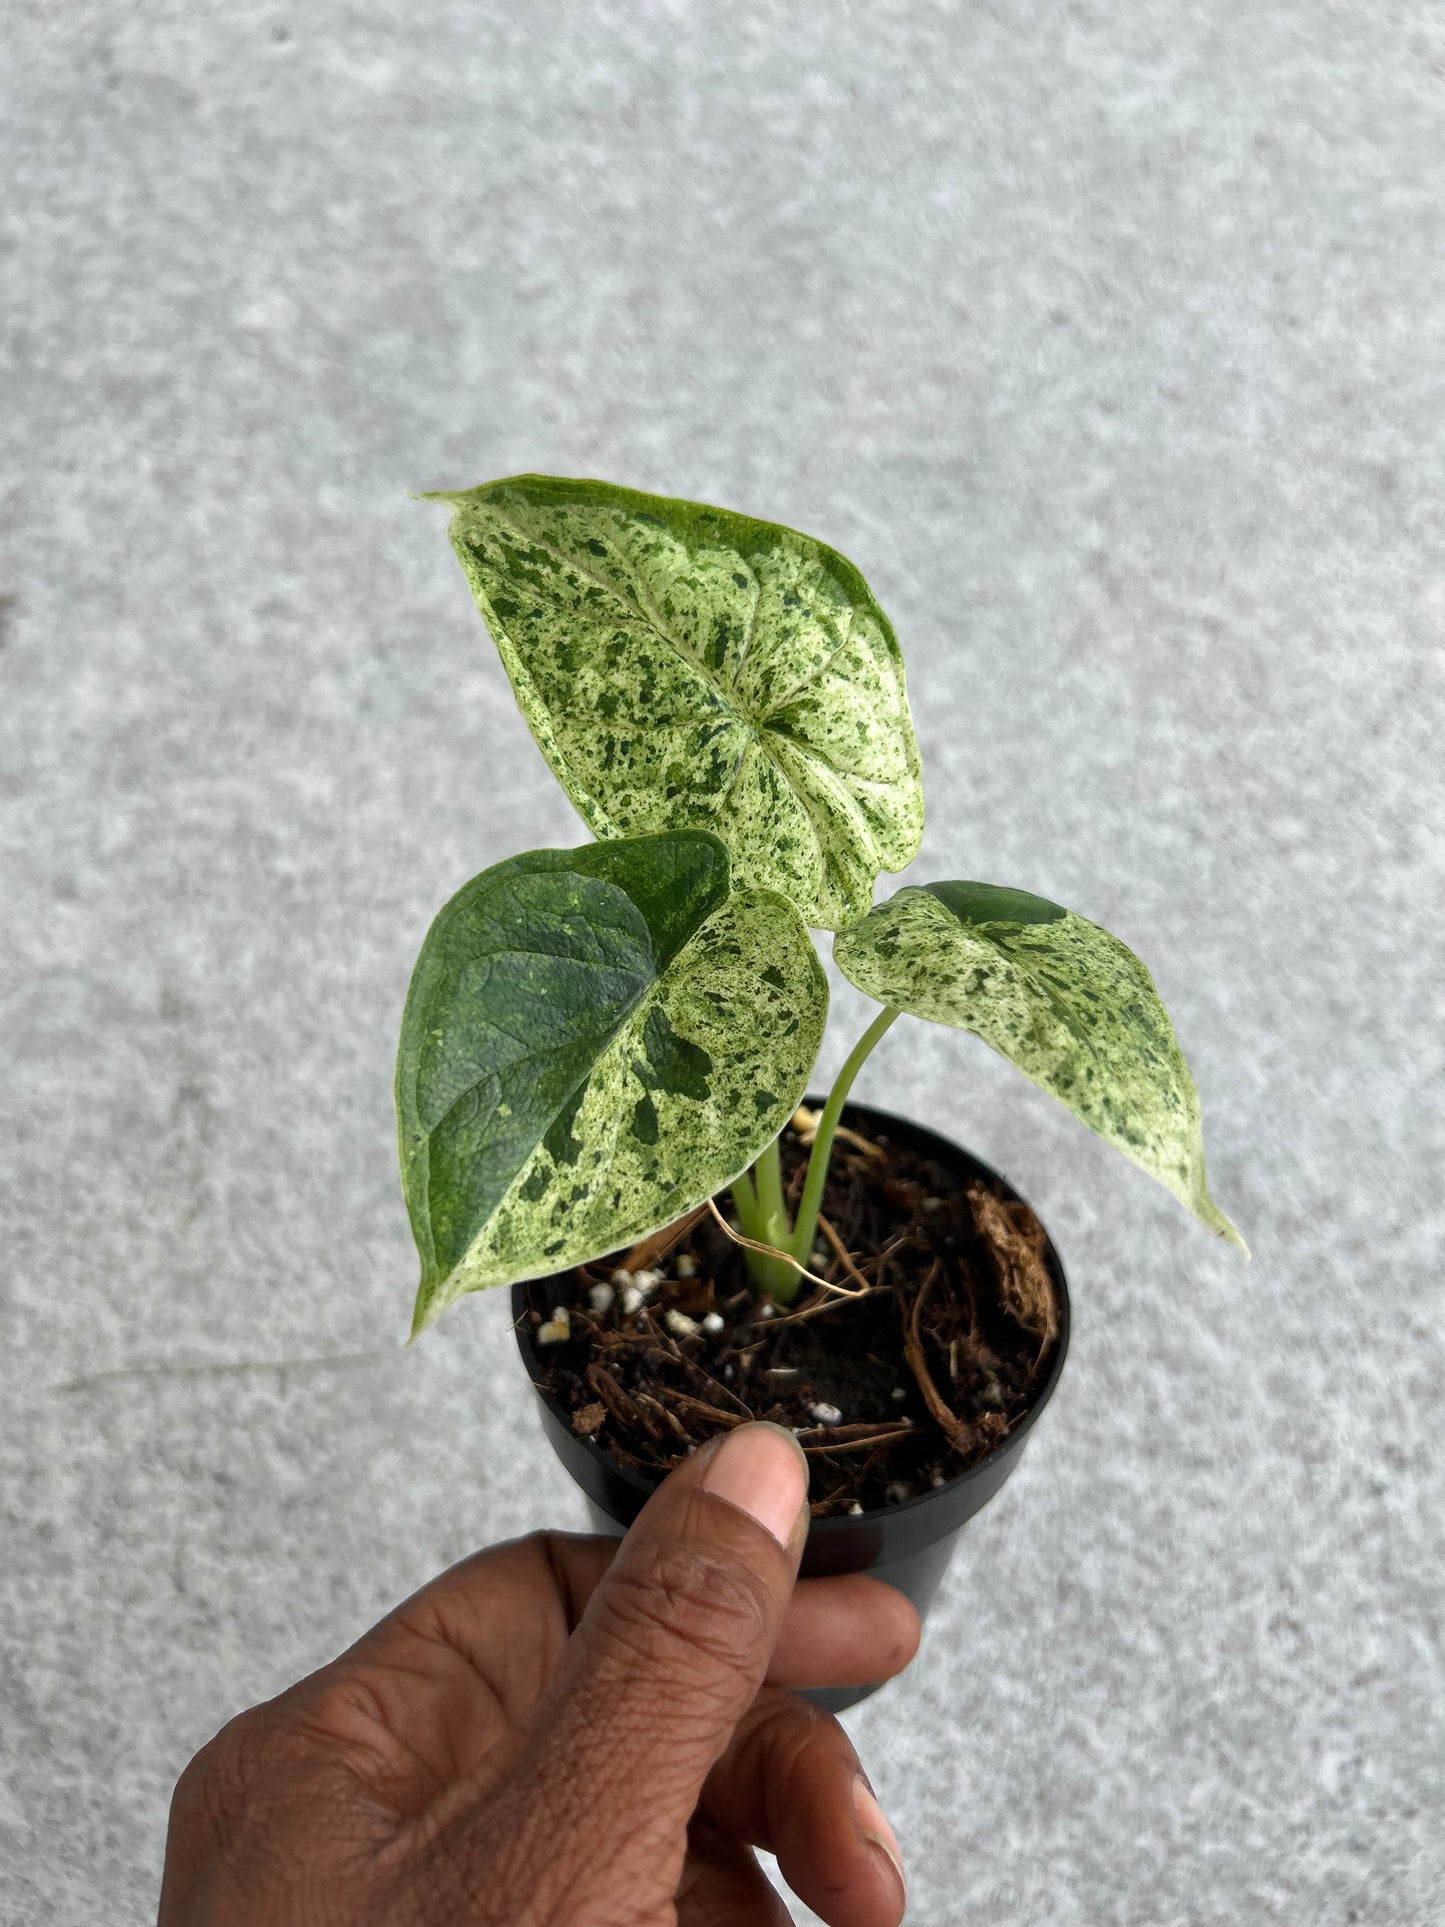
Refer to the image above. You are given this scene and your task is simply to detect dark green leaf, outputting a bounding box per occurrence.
[397,831,828,1332]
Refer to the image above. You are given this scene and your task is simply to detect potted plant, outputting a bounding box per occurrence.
[395,476,1244,1705]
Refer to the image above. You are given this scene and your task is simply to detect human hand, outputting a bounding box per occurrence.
[159,1421,918,1925]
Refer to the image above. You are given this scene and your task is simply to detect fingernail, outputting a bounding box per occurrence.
[701,1422,807,1548]
[852,1774,906,1904]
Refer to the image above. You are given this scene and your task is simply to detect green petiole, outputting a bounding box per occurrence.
[736,1004,902,1304]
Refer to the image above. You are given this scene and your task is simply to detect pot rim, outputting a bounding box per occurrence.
[514,1099,1071,1532]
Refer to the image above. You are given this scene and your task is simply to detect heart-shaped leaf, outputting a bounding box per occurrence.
[834,881,1245,1248]
[397,831,828,1333]
[430,475,924,931]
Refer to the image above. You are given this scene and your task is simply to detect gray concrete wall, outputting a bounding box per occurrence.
[2,4,1441,1921]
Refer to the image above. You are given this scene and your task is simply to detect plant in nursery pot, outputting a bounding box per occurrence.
[395,476,1245,1705]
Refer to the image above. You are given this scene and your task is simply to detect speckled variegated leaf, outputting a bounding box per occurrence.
[834,881,1245,1248]
[428,474,924,931]
[397,831,827,1334]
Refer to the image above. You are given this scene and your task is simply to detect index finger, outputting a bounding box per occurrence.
[384,1535,920,1694]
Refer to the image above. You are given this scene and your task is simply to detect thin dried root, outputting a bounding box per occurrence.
[761,1283,888,1329]
[902,1262,1013,1457]
[654,1386,749,1431]
[635,1391,687,1439]
[816,1213,876,1296]
[586,1362,645,1434]
[793,1420,916,1447]
[704,1198,832,1293]
[801,1428,915,1457]
[902,1260,969,1450]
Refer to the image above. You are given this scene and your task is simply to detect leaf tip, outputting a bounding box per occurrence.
[408,1278,445,1342]
[1193,1188,1249,1259]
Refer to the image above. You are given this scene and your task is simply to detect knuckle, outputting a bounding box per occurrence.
[220,1713,298,1828]
[600,1540,774,1678]
[168,1703,375,1887]
[300,1672,391,1750]
[170,1709,267,1829]
[166,1708,298,1895]
[760,1693,838,1780]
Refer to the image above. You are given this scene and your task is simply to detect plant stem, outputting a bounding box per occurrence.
[729,1170,763,1239]
[788,1005,901,1267]
[742,1133,799,1302]
[753,1135,788,1239]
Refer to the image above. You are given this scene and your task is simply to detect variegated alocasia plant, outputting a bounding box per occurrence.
[398,476,1243,1336]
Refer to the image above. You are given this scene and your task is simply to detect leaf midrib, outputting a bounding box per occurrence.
[417,937,659,1136]
[944,912,1107,1065]
[489,506,741,713]
[491,506,871,786]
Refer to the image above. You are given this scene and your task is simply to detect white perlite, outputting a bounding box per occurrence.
[536,1307,571,1346]
[587,1281,615,1314]
[808,1401,843,1426]
[701,1311,724,1335]
[664,1309,701,1339]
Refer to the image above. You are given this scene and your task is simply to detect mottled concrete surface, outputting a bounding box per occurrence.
[2,3,1443,1922]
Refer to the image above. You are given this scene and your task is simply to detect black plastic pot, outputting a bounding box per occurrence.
[513,1101,1070,1711]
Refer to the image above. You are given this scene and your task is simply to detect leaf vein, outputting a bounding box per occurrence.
[488,508,736,709]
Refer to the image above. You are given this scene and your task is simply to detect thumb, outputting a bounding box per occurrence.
[557,1420,810,1811]
[454,1422,809,1913]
